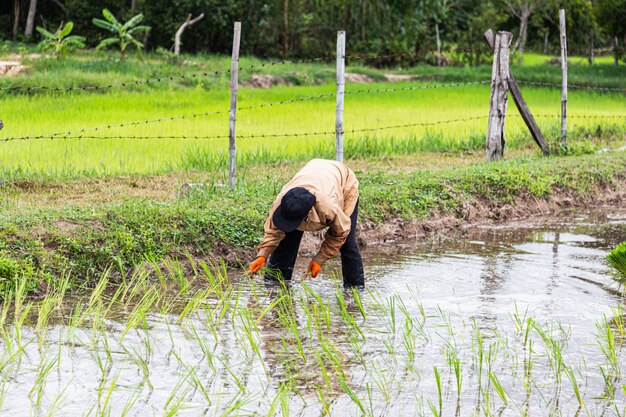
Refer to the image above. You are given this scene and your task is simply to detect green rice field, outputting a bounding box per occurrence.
[0,52,625,179]
[1,82,625,179]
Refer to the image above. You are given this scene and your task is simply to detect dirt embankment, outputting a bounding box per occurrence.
[291,178,626,260]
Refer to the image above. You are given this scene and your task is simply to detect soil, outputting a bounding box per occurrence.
[383,74,416,82]
[293,177,626,260]
[345,73,375,83]
[0,61,26,77]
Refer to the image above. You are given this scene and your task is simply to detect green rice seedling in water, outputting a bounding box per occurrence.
[316,386,332,415]
[451,357,463,402]
[488,371,509,406]
[596,315,620,376]
[186,320,216,371]
[124,344,153,391]
[611,305,625,338]
[28,354,59,410]
[386,295,397,335]
[45,381,71,417]
[178,287,212,322]
[369,359,394,403]
[267,383,290,417]
[599,365,617,401]
[349,287,366,319]
[120,285,160,341]
[607,242,626,290]
[431,366,443,417]
[564,366,585,411]
[510,303,530,336]
[533,321,565,384]
[237,307,268,375]
[338,377,368,416]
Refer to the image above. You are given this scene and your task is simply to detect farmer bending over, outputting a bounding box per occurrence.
[248,158,364,287]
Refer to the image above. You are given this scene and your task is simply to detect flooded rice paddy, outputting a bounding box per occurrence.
[1,207,625,416]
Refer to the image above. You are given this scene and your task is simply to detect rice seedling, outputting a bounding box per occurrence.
[596,316,621,377]
[430,366,443,417]
[533,320,566,384]
[607,243,626,290]
[28,353,59,410]
[338,376,368,416]
[120,286,160,341]
[488,371,509,407]
[564,366,586,412]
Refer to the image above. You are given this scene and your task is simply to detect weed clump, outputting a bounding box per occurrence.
[0,252,41,295]
[607,242,626,290]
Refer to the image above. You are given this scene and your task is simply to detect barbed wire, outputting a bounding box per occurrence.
[0,81,493,141]
[3,113,623,144]
[0,115,488,143]
[517,80,626,93]
[346,81,489,95]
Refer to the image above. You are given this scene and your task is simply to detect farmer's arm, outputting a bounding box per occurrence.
[257,215,285,259]
[312,208,351,264]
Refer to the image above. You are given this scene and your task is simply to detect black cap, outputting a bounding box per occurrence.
[272,187,316,232]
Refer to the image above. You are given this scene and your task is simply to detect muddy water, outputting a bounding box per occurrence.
[1,207,625,416]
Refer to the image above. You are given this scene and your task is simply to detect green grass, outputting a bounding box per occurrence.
[0,151,624,296]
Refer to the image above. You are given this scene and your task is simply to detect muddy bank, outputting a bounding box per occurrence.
[294,178,626,259]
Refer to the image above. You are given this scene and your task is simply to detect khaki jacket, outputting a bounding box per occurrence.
[257,159,359,264]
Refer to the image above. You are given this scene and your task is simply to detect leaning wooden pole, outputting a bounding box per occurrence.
[335,30,346,162]
[485,31,512,162]
[228,22,241,188]
[559,9,568,147]
[484,29,549,155]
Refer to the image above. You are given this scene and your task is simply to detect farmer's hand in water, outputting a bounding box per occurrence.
[306,260,322,278]
[248,256,266,274]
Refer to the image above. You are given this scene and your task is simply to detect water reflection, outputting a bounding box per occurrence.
[0,207,624,416]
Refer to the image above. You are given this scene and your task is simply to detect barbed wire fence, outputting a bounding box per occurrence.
[1,22,625,185]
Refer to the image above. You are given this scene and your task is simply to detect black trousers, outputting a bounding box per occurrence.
[265,201,365,287]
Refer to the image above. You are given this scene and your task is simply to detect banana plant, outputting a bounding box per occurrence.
[36,22,86,59]
[92,9,151,61]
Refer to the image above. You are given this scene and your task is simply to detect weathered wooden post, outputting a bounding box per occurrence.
[335,30,346,162]
[485,31,512,161]
[559,9,568,146]
[484,29,549,155]
[228,22,241,188]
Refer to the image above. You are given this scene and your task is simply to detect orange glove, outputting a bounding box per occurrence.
[248,256,266,274]
[306,260,322,278]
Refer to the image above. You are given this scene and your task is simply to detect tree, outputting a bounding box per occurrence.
[24,0,37,38]
[504,0,544,56]
[92,9,150,61]
[174,13,204,56]
[594,0,626,64]
[36,21,86,58]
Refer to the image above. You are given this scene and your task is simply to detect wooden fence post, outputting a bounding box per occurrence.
[335,30,346,162]
[559,9,568,146]
[486,31,512,161]
[484,29,549,155]
[228,22,241,188]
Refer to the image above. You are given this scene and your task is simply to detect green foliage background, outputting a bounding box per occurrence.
[2,0,626,62]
